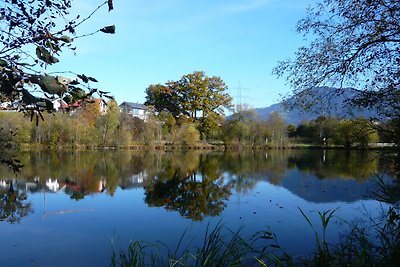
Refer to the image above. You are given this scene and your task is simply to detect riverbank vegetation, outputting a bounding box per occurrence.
[0,105,390,150]
[0,65,390,152]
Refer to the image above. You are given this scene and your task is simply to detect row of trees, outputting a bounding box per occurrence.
[222,110,381,148]
[0,101,385,148]
[1,100,129,148]
[0,97,225,147]
[292,116,379,148]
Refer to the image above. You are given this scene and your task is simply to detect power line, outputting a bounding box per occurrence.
[237,81,242,108]
[231,81,250,111]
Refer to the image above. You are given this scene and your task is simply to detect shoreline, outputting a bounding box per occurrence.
[16,142,397,152]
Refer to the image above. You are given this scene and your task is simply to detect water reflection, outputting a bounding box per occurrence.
[0,180,32,223]
[143,153,233,220]
[0,149,393,223]
[145,172,231,221]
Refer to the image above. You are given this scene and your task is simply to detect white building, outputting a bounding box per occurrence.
[119,102,149,121]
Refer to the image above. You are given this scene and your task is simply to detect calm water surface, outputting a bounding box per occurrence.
[0,150,394,266]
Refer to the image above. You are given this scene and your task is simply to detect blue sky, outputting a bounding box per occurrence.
[53,0,317,108]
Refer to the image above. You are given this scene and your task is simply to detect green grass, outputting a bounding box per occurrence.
[110,222,292,267]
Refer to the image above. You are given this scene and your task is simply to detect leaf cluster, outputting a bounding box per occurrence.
[0,0,115,120]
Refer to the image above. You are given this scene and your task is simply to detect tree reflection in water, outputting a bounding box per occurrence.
[144,153,231,221]
[0,181,32,223]
[145,173,231,221]
[0,149,396,222]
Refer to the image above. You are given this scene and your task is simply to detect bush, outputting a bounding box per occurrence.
[182,124,200,146]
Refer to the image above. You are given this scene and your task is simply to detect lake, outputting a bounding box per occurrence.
[0,149,394,266]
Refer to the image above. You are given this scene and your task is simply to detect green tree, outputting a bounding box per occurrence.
[297,122,318,144]
[222,108,270,145]
[118,112,146,145]
[381,118,400,146]
[144,71,233,140]
[267,112,288,148]
[331,119,378,148]
[175,72,233,120]
[96,99,120,146]
[156,111,177,142]
[273,0,400,133]
[142,114,161,145]
[287,124,297,139]
[200,111,223,140]
[181,124,200,146]
[144,84,181,117]
[222,108,256,144]
[176,71,208,120]
[351,118,379,147]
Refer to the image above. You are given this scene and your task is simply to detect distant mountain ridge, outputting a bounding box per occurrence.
[254,87,380,125]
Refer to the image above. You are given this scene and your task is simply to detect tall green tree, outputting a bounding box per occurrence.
[176,71,208,120]
[200,111,223,140]
[176,71,233,139]
[176,72,233,120]
[273,0,400,122]
[144,71,233,140]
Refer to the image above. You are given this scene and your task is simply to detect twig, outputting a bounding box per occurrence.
[74,1,108,29]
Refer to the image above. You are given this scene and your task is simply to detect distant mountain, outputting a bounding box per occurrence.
[254,87,380,125]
